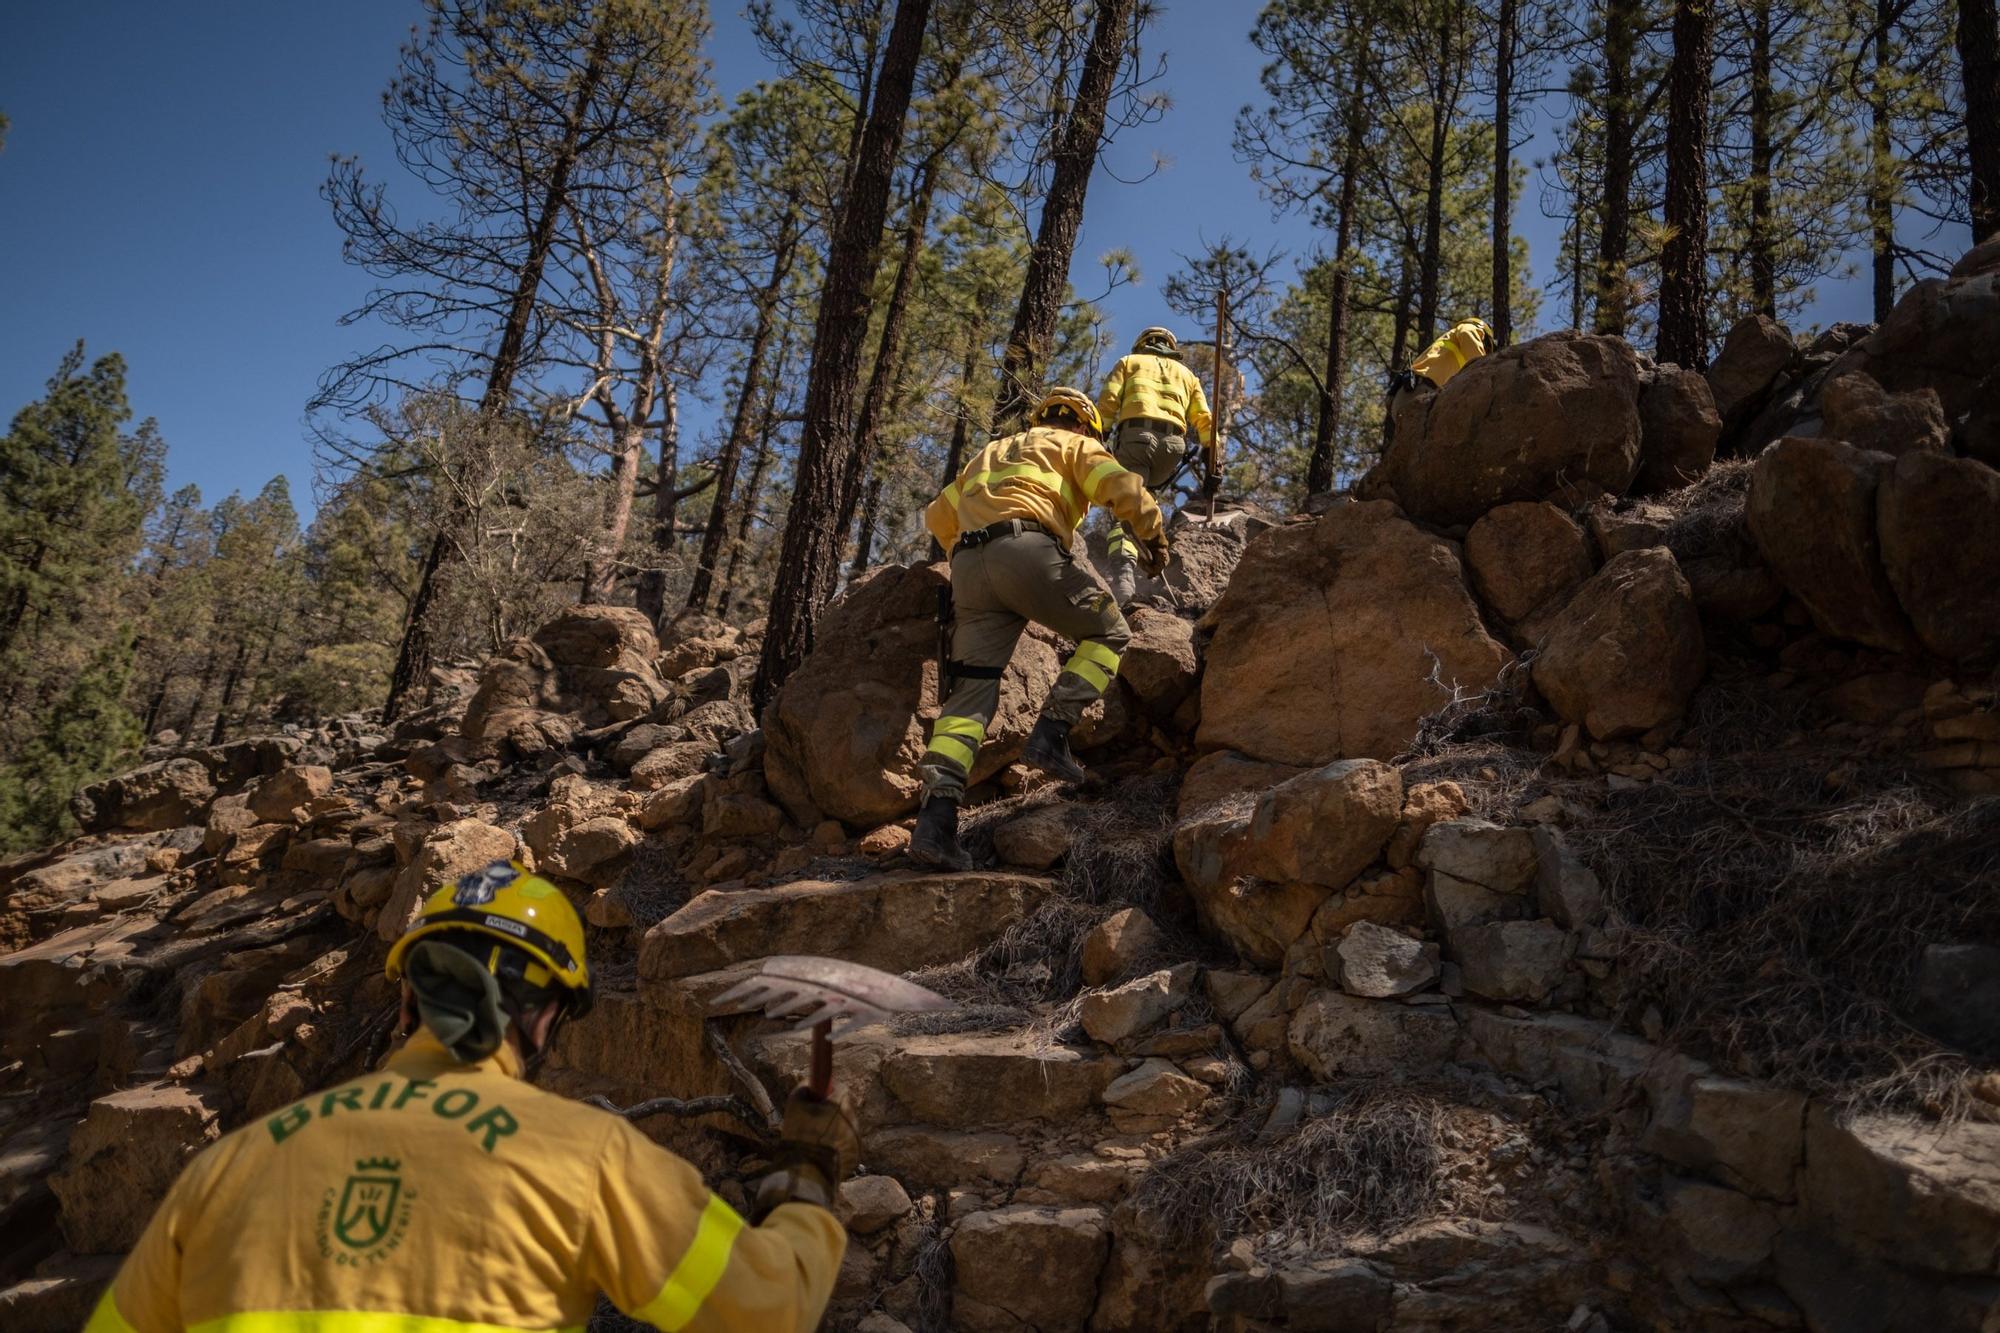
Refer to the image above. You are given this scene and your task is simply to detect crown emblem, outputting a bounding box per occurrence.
[355,1157,401,1173]
[453,861,516,906]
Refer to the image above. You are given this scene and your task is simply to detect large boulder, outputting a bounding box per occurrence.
[1156,504,1279,612]
[376,819,517,941]
[1463,502,1594,626]
[1799,1109,2000,1276]
[1287,989,1460,1079]
[49,1083,221,1252]
[1706,315,1797,439]
[1417,819,1539,931]
[72,758,215,833]
[1748,437,1918,652]
[951,1205,1112,1333]
[879,1034,1124,1128]
[640,871,1047,981]
[762,563,1060,826]
[1199,502,1510,766]
[1635,365,1721,493]
[1451,919,1570,1002]
[461,606,670,753]
[1244,759,1403,889]
[1824,266,2000,420]
[1119,607,1199,720]
[245,765,332,823]
[1171,802,1326,966]
[1379,331,1646,525]
[1820,373,1950,457]
[1531,548,1706,740]
[1963,375,2000,472]
[1876,450,2000,664]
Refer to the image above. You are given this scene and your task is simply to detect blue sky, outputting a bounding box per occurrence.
[0,3,1950,519]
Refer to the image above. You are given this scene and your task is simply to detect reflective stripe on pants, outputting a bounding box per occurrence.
[920,531,1130,801]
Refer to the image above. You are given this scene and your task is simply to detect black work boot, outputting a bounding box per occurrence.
[1022,715,1087,784]
[910,796,971,871]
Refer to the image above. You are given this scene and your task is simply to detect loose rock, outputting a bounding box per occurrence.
[1531,548,1706,740]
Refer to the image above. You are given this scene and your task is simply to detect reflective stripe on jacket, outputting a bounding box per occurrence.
[923,425,1165,554]
[84,1032,845,1333]
[1409,320,1491,389]
[1096,354,1215,452]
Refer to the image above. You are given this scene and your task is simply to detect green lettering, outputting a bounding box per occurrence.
[267,1103,311,1144]
[433,1088,479,1120]
[466,1104,518,1153]
[368,1081,393,1109]
[393,1078,434,1109]
[320,1087,364,1118]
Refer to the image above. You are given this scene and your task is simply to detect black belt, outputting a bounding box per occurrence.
[954,518,1053,553]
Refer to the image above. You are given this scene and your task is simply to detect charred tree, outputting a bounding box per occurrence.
[1595,0,1640,335]
[837,157,939,543]
[1657,0,1714,368]
[754,0,933,707]
[688,211,800,612]
[992,0,1137,428]
[1962,0,2000,240]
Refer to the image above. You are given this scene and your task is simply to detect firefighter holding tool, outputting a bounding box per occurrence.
[86,860,856,1333]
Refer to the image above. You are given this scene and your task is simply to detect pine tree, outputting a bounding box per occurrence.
[0,344,161,757]
[0,639,142,854]
[755,0,934,707]
[1657,0,1714,367]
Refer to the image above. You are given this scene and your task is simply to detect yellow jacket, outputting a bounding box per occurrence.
[84,1031,845,1333]
[1409,320,1492,389]
[1096,354,1215,456]
[924,425,1165,553]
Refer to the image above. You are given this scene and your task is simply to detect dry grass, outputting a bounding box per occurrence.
[1406,648,2000,1114]
[1659,457,1756,567]
[1132,1080,1452,1252]
[905,775,1187,1027]
[1560,665,2000,1113]
[1397,655,1548,820]
[908,1209,954,1333]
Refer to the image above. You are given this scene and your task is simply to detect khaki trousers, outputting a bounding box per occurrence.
[1106,418,1186,606]
[920,529,1130,801]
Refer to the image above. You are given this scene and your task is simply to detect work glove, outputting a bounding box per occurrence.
[1201,469,1223,498]
[751,1086,860,1218]
[1138,533,1171,578]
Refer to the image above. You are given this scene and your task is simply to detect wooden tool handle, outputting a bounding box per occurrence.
[808,1018,833,1098]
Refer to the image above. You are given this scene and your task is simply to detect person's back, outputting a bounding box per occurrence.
[88,861,850,1333]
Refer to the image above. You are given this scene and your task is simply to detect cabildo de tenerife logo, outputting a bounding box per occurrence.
[316,1156,416,1264]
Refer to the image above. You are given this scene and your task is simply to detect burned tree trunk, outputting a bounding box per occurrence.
[1657,0,1713,369]
[688,212,800,613]
[991,0,1136,428]
[753,0,933,708]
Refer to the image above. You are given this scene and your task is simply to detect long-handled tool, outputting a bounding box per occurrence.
[712,956,952,1098]
[585,957,952,1129]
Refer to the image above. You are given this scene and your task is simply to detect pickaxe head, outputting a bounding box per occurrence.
[710,955,951,1033]
[710,956,953,1098]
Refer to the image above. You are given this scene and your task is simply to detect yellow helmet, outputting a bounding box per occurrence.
[385,860,593,1016]
[1463,316,1495,350]
[1133,326,1179,356]
[1032,386,1103,437]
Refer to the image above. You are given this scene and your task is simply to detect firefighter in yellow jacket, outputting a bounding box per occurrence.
[84,861,854,1333]
[912,387,1168,869]
[1094,327,1215,606]
[1385,316,1496,447]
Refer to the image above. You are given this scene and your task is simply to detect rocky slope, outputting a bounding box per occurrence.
[4,242,2000,1331]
